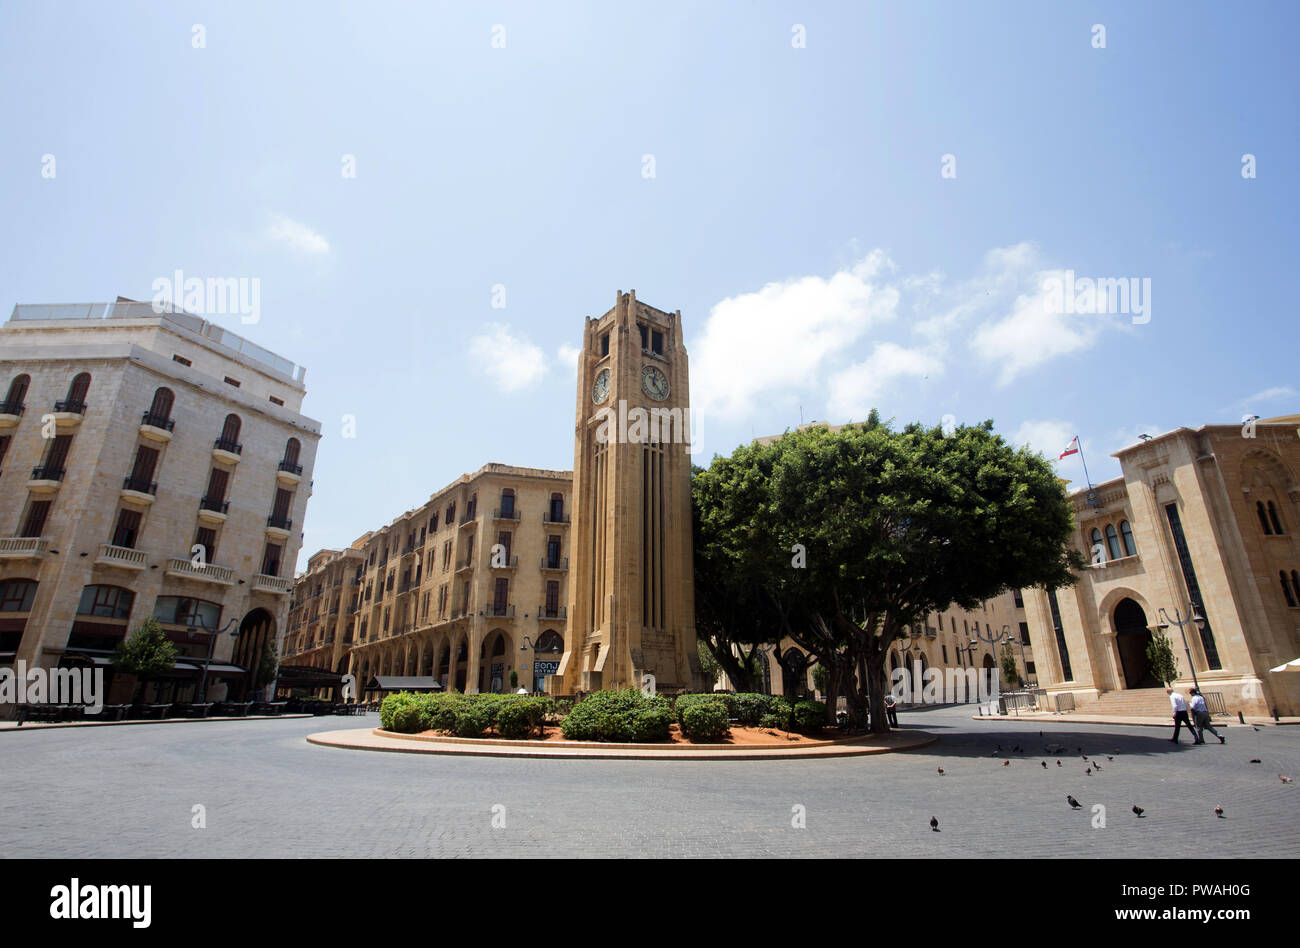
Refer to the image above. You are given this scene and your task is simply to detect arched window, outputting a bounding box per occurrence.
[1267,501,1284,535]
[1119,520,1138,557]
[1105,524,1122,560]
[0,578,38,612]
[3,374,30,411]
[1282,572,1298,609]
[283,438,301,466]
[76,584,134,619]
[1257,502,1273,535]
[535,630,563,653]
[63,372,90,409]
[218,414,241,452]
[549,492,564,523]
[152,596,222,628]
[500,488,515,517]
[1090,528,1105,561]
[147,387,174,425]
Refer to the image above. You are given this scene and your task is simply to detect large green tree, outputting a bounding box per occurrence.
[111,617,177,704]
[693,414,1082,732]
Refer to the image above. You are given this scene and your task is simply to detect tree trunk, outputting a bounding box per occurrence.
[867,655,889,734]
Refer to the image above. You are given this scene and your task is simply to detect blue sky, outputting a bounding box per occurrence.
[2,1,1296,570]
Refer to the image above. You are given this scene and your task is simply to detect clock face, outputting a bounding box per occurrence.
[642,365,670,401]
[591,368,611,404]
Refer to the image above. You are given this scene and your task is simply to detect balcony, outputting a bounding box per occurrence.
[49,399,85,429]
[198,496,229,524]
[27,466,65,492]
[540,556,569,572]
[165,557,234,586]
[484,602,515,619]
[121,475,158,506]
[455,556,474,573]
[537,605,567,621]
[0,537,48,559]
[459,509,478,527]
[266,514,293,539]
[493,507,521,522]
[212,437,242,464]
[95,543,147,570]
[139,411,174,442]
[0,399,24,428]
[450,606,468,619]
[490,555,519,570]
[542,511,570,526]
[276,458,303,486]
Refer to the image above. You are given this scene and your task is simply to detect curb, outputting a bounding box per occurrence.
[969,715,1296,728]
[0,713,322,732]
[306,726,938,760]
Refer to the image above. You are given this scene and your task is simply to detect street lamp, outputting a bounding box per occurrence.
[188,616,239,703]
[1156,606,1206,694]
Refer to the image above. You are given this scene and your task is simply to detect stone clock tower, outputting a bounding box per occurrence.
[553,290,702,695]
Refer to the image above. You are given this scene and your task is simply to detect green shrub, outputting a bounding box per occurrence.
[453,703,493,738]
[380,691,418,730]
[495,696,554,740]
[560,689,673,743]
[391,702,428,734]
[423,693,469,732]
[733,693,773,726]
[679,697,731,742]
[760,697,794,730]
[792,699,825,733]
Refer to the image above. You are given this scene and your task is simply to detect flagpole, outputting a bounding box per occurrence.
[1074,433,1094,490]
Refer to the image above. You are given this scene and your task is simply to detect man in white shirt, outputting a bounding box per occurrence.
[1167,687,1194,744]
[1189,687,1224,744]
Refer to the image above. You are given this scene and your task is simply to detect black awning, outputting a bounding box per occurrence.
[365,676,444,693]
[277,664,347,689]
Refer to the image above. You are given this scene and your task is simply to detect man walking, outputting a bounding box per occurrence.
[1167,687,1194,744]
[1189,687,1225,744]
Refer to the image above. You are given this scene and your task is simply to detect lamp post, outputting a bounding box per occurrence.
[1156,606,1205,694]
[189,616,239,703]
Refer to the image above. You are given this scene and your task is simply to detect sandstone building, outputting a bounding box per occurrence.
[1021,417,1300,717]
[0,300,319,705]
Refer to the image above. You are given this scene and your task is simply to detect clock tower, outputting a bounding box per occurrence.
[553,290,702,695]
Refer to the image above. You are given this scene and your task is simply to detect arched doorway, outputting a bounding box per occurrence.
[232,608,276,700]
[480,629,510,692]
[1114,598,1158,689]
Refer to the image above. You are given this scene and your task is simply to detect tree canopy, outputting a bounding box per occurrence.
[692,413,1083,731]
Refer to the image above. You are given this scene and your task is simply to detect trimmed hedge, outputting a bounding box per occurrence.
[560,688,674,743]
[678,696,731,742]
[379,691,555,739]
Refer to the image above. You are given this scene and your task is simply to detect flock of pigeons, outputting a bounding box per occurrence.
[926,728,1293,833]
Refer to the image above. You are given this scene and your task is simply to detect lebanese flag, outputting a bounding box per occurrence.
[1058,436,1080,460]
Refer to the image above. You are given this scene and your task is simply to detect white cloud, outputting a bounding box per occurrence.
[692,251,901,420]
[1011,418,1104,488]
[1109,422,1164,453]
[557,343,581,372]
[826,343,943,421]
[1240,385,1297,407]
[468,323,548,392]
[269,215,330,254]
[970,268,1106,386]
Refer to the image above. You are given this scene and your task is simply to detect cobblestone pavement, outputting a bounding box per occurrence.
[2,705,1296,858]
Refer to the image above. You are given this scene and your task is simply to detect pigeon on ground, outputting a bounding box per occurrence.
[1056,760,1062,767]
[937,766,944,774]
[1041,761,1047,769]
[1250,759,1262,764]
[1280,775,1294,784]
[1085,767,1092,775]
[1081,754,1088,760]
[1067,795,1082,809]
[930,816,940,832]
[1132,806,1144,818]
[1003,760,1010,767]
[1107,756,1114,761]
[1214,805,1225,818]
[1093,761,1102,772]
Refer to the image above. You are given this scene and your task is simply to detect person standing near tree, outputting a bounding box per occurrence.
[1167,687,1194,744]
[1189,687,1224,744]
[883,691,899,727]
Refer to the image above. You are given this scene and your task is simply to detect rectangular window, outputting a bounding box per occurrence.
[223,376,241,388]
[942,645,948,663]
[638,324,648,350]
[601,332,609,356]
[172,354,192,367]
[195,526,217,561]
[493,578,509,613]
[0,579,37,612]
[1013,589,1024,608]
[130,445,159,486]
[1019,621,1030,645]
[272,487,292,520]
[21,500,51,537]
[1046,589,1073,681]
[651,329,663,354]
[261,543,282,577]
[41,434,73,473]
[205,468,229,503]
[0,434,10,468]
[545,580,560,615]
[1163,502,1222,670]
[112,508,142,548]
[497,531,512,560]
[547,536,561,567]
[268,395,284,406]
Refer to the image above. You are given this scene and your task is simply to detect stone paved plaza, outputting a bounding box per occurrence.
[2,705,1296,858]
